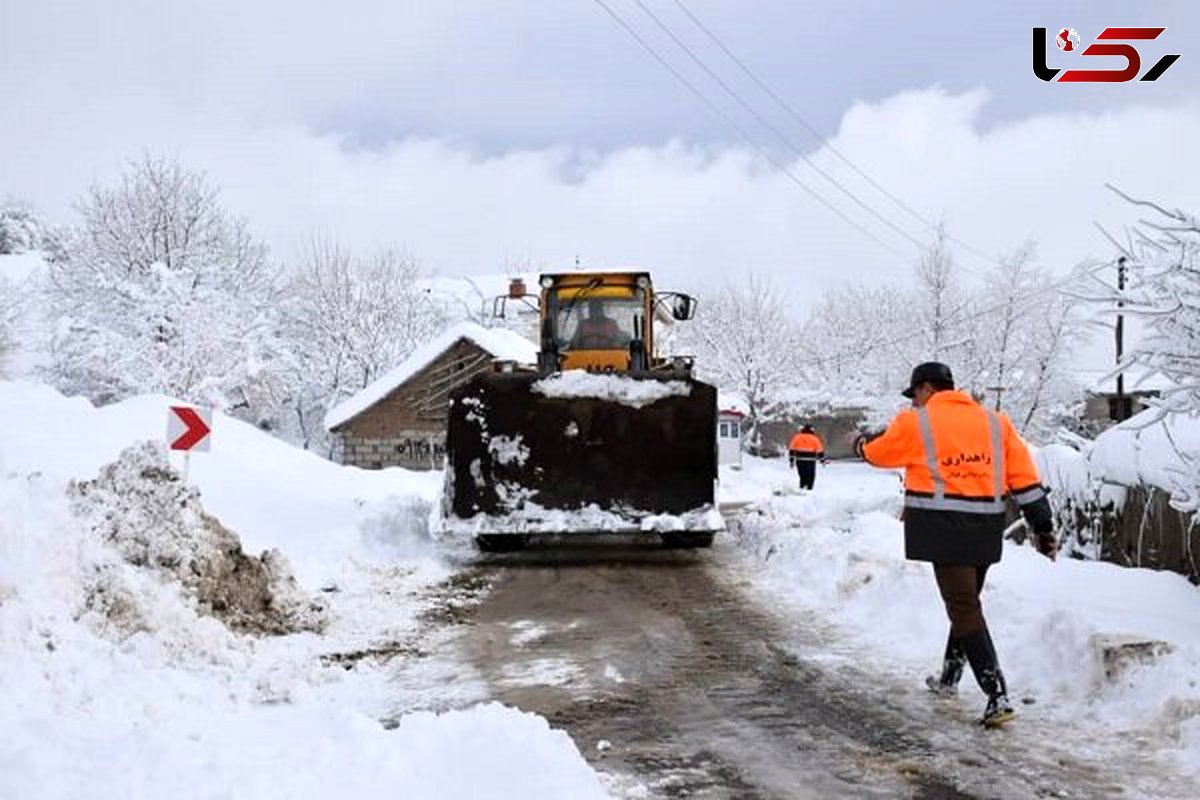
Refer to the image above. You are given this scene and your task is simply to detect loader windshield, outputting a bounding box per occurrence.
[556,292,643,351]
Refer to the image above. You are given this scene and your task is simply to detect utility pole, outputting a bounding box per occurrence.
[1115,256,1127,420]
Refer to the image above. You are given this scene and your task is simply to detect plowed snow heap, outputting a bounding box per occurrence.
[443,270,723,551]
[69,441,327,636]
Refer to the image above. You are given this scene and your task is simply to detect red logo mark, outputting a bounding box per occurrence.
[1034,27,1180,82]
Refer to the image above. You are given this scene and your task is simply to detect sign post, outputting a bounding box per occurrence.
[167,405,212,480]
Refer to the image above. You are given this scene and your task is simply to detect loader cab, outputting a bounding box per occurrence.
[540,271,655,373]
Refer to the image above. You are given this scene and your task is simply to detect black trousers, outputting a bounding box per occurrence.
[795,459,816,490]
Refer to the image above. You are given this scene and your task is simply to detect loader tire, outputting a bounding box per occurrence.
[660,531,715,549]
[475,534,529,553]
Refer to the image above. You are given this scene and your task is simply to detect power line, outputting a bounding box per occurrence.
[631,0,928,253]
[667,0,1006,272]
[589,0,908,259]
[669,0,932,230]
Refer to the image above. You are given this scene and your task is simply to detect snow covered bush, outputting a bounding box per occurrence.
[281,236,445,451]
[0,200,47,254]
[45,157,289,424]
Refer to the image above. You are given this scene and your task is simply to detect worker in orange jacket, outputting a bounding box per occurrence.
[853,362,1056,728]
[788,424,825,490]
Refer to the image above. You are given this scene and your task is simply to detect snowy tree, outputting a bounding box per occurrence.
[0,274,19,375]
[802,282,909,401]
[678,275,805,445]
[46,156,287,423]
[911,228,969,363]
[1087,190,1200,509]
[281,236,445,451]
[0,200,46,255]
[969,245,1084,435]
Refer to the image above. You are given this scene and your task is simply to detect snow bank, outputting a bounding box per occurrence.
[1037,410,1200,511]
[325,321,538,431]
[532,370,691,408]
[0,379,612,798]
[4,702,609,800]
[730,460,1200,774]
[0,380,443,587]
[1089,410,1200,498]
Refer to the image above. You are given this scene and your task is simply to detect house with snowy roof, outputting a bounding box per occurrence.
[325,322,538,471]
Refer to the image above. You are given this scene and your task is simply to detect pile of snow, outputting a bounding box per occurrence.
[488,434,530,466]
[325,321,537,431]
[0,381,444,586]
[532,370,691,408]
[1035,410,1200,536]
[728,460,1200,775]
[441,499,723,536]
[69,441,327,636]
[0,380,612,798]
[1089,410,1200,500]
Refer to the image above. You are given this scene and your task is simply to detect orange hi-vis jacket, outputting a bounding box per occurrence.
[862,390,1052,564]
[788,431,825,460]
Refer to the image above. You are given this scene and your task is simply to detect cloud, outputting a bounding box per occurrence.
[4,85,1198,330]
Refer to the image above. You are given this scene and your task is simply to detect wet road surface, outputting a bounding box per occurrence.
[424,536,1178,798]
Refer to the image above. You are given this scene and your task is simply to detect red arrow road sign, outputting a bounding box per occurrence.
[168,406,212,451]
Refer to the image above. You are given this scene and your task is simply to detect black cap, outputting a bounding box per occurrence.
[902,362,954,398]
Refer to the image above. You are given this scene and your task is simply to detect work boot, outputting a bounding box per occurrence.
[924,635,965,696]
[981,693,1015,729]
[961,628,1016,728]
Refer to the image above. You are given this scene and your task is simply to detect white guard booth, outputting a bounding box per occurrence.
[717,408,745,467]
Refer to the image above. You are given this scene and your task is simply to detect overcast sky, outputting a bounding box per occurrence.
[2,0,1198,370]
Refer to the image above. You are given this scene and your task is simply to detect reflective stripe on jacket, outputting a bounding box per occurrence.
[788,432,825,460]
[863,391,1045,513]
[862,390,1052,564]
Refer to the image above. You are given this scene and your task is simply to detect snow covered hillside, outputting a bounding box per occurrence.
[0,381,610,799]
[724,458,1200,779]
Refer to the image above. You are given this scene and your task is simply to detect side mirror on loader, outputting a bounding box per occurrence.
[671,294,697,321]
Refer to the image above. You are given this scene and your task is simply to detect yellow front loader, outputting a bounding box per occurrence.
[442,270,721,551]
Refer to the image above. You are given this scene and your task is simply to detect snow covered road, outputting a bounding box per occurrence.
[423,460,1200,798]
[441,537,1161,798]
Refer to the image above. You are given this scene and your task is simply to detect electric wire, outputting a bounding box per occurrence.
[631,0,929,253]
[590,0,909,259]
[665,0,1007,272]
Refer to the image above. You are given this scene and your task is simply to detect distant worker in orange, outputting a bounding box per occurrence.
[853,362,1056,729]
[788,423,826,490]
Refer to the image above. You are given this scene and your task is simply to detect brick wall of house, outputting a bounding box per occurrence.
[331,338,495,471]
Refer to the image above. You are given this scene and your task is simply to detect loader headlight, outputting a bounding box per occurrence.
[540,276,554,288]
[636,276,650,289]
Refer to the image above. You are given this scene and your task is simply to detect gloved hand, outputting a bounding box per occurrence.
[1034,529,1058,562]
[820,457,829,466]
[851,435,868,459]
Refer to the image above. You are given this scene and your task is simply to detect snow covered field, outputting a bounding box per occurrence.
[0,381,610,799]
[725,457,1200,778]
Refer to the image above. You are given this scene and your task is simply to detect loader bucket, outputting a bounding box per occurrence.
[442,370,721,536]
